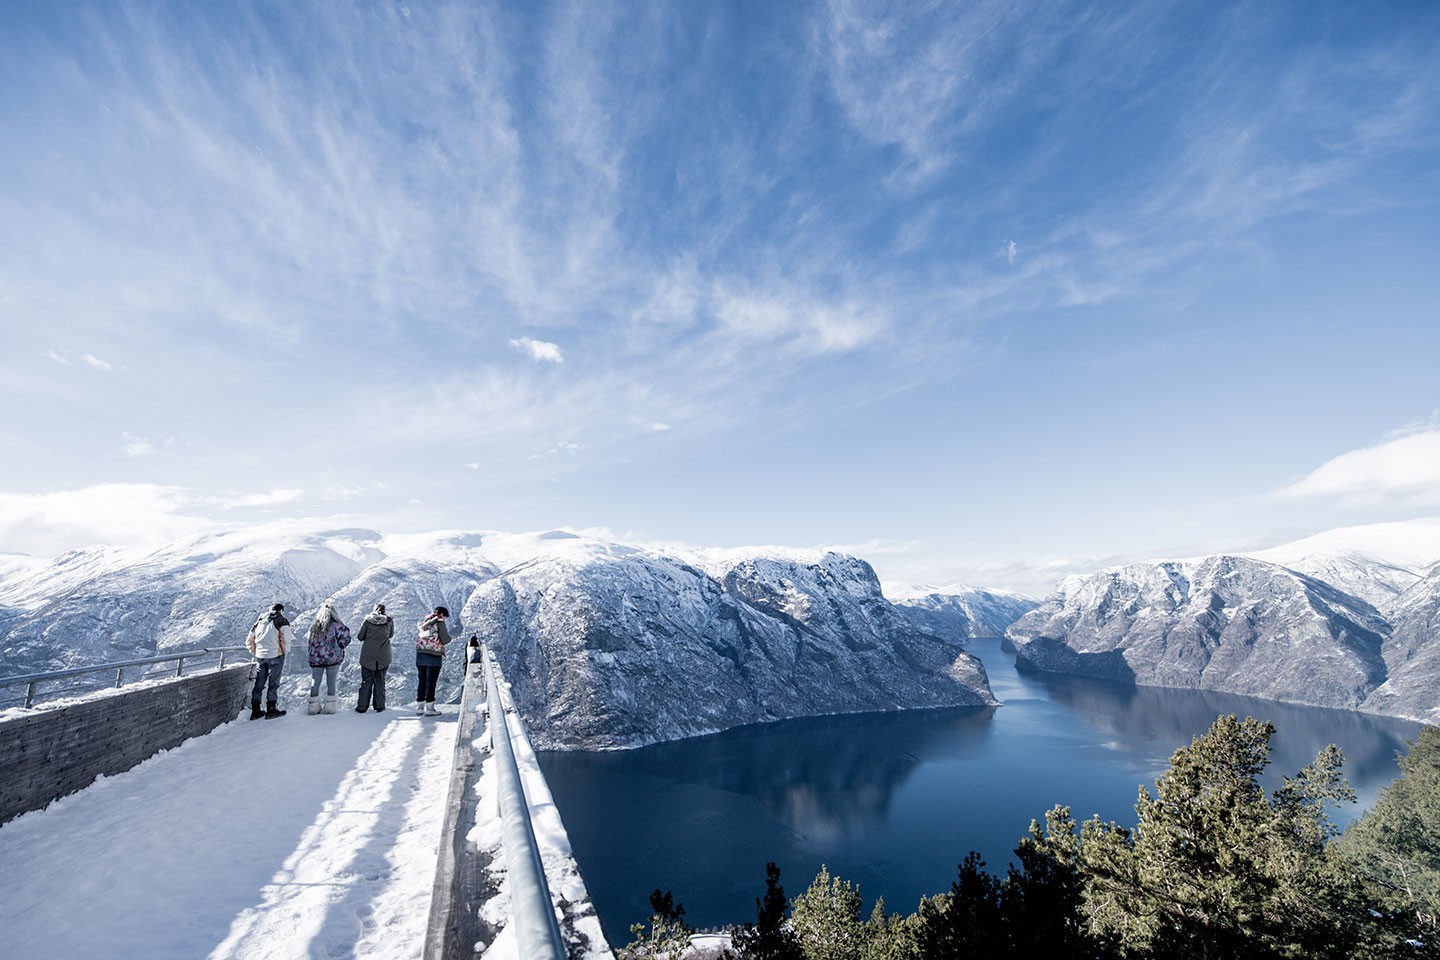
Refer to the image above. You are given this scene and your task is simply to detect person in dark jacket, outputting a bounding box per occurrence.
[414,606,451,716]
[354,603,394,713]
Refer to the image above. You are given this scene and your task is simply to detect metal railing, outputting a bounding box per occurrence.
[0,647,250,710]
[483,647,567,960]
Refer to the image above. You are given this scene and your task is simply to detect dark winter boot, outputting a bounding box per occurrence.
[264,702,287,719]
[250,701,264,721]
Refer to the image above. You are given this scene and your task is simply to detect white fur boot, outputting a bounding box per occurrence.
[323,695,338,714]
[307,696,320,715]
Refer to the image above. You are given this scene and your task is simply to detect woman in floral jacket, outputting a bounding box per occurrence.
[306,601,351,715]
[414,606,450,716]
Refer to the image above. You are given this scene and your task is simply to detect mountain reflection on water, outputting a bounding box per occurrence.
[537,635,1423,946]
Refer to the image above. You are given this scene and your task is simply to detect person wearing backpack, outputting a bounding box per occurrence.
[305,601,351,715]
[414,606,451,716]
[354,603,394,714]
[246,602,291,720]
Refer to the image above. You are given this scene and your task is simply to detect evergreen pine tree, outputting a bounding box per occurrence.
[1078,714,1360,959]
[619,888,692,960]
[734,862,802,960]
[1333,725,1440,956]
[788,865,864,960]
[1004,805,1101,957]
[913,851,1006,955]
[860,897,919,960]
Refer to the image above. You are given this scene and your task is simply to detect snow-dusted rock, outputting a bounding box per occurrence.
[471,549,996,749]
[1361,566,1440,725]
[891,586,1038,641]
[1005,556,1390,710]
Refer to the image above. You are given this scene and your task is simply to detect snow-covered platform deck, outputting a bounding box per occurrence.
[0,690,608,960]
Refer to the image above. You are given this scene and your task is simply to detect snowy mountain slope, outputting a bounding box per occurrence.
[889,584,1039,641]
[1247,517,1440,611]
[0,529,393,676]
[470,550,995,749]
[1249,550,1422,612]
[0,527,996,748]
[1361,568,1440,725]
[1005,556,1391,711]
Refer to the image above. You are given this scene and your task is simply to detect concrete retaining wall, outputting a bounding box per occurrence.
[0,664,254,825]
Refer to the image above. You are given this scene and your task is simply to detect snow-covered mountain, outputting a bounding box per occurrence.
[1245,517,1440,612]
[1001,518,1440,724]
[0,526,996,748]
[888,585,1039,641]
[1006,556,1390,710]
[1360,565,1440,725]
[470,548,995,748]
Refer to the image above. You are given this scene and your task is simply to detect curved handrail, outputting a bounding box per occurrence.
[483,647,567,959]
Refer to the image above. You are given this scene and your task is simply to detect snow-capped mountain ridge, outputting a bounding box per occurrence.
[0,526,995,748]
[1006,546,1438,725]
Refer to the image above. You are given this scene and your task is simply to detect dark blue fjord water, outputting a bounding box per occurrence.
[537,636,1423,946]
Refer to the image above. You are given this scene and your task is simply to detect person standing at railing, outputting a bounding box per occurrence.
[355,603,394,714]
[306,602,351,716]
[415,606,451,716]
[246,603,290,720]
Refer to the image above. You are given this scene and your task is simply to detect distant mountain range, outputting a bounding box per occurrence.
[3,517,1436,740]
[0,528,995,748]
[1006,518,1440,726]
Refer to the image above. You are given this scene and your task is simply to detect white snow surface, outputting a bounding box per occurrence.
[1248,517,1440,572]
[0,706,459,960]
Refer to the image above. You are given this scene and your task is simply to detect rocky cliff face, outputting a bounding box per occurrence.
[1005,556,1392,711]
[1360,566,1440,725]
[892,589,1038,642]
[0,528,996,748]
[470,548,996,749]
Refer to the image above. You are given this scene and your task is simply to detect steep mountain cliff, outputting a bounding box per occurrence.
[469,546,995,749]
[1361,564,1440,725]
[1005,556,1391,711]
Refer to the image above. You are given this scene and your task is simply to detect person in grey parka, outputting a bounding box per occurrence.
[354,603,394,713]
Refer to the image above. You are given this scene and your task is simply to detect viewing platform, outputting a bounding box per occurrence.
[0,650,611,960]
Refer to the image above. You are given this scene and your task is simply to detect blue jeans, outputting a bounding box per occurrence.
[416,663,440,703]
[252,655,285,706]
[310,664,339,696]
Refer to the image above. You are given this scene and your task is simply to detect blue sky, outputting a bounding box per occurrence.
[2,0,1438,593]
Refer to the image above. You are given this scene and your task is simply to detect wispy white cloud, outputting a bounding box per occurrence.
[508,337,565,364]
[121,432,154,457]
[816,0,1076,184]
[43,350,69,365]
[82,354,112,371]
[528,441,583,461]
[713,286,886,354]
[0,484,209,556]
[1278,430,1440,505]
